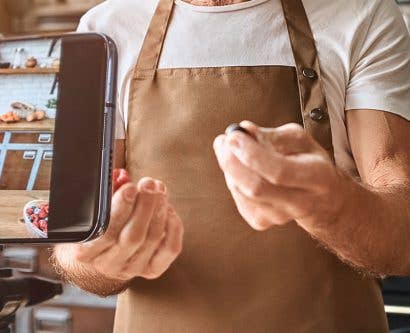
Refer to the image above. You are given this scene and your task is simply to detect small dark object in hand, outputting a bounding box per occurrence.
[0,62,11,69]
[225,123,256,140]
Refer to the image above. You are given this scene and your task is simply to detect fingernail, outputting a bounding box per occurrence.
[156,181,166,194]
[142,179,157,192]
[240,120,253,128]
[124,186,137,202]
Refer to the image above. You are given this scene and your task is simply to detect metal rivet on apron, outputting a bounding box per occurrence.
[310,108,326,121]
[302,68,317,80]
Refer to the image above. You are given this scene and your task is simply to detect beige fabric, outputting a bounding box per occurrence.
[115,0,389,331]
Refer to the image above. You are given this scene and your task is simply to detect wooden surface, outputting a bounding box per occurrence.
[0,132,53,190]
[0,68,59,75]
[0,118,55,131]
[34,157,52,190]
[0,148,52,191]
[0,150,34,190]
[0,190,48,238]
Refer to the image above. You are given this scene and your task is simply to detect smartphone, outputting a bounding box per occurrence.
[0,33,117,243]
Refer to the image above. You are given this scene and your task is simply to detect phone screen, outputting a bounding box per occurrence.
[0,34,111,241]
[0,37,62,239]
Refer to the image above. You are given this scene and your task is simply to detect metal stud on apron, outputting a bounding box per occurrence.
[116,0,389,331]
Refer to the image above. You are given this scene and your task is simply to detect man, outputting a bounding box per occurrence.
[53,0,410,331]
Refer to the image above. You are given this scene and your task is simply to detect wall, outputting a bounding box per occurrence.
[0,38,61,118]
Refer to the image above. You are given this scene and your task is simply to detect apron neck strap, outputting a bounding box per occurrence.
[135,0,175,70]
[134,0,334,154]
[135,0,321,73]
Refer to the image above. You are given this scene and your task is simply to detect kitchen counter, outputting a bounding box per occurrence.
[0,190,49,238]
[0,119,55,132]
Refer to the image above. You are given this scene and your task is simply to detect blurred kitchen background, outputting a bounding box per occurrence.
[0,2,115,333]
[0,0,409,332]
[0,0,103,34]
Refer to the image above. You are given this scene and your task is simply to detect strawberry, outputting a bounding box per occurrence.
[26,208,34,215]
[38,210,47,219]
[32,221,40,229]
[39,220,47,231]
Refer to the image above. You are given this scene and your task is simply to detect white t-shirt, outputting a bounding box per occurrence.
[78,0,410,175]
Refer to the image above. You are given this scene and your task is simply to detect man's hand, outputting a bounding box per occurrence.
[214,115,410,276]
[213,121,344,231]
[54,177,184,295]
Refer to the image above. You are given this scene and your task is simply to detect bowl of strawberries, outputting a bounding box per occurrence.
[23,200,49,238]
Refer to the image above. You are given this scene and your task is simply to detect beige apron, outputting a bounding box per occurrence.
[117,0,389,331]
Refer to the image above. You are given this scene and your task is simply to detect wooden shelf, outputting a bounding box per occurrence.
[0,118,55,131]
[0,68,59,75]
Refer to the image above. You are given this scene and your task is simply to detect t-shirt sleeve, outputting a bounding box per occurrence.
[76,16,126,139]
[345,0,410,121]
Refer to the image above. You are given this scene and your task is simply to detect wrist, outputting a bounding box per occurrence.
[52,244,131,296]
[52,244,78,275]
[54,244,119,281]
[297,168,356,233]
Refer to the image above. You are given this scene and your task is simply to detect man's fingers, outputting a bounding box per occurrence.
[91,180,169,280]
[214,133,308,190]
[215,139,311,205]
[228,181,293,230]
[215,136,271,199]
[75,182,139,262]
[122,197,168,275]
[84,178,163,264]
[91,245,130,280]
[224,131,331,192]
[239,121,318,155]
[214,134,227,169]
[118,178,165,256]
[105,182,140,240]
[226,177,275,231]
[144,209,184,279]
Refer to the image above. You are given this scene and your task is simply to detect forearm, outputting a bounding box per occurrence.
[52,244,131,297]
[302,172,410,276]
